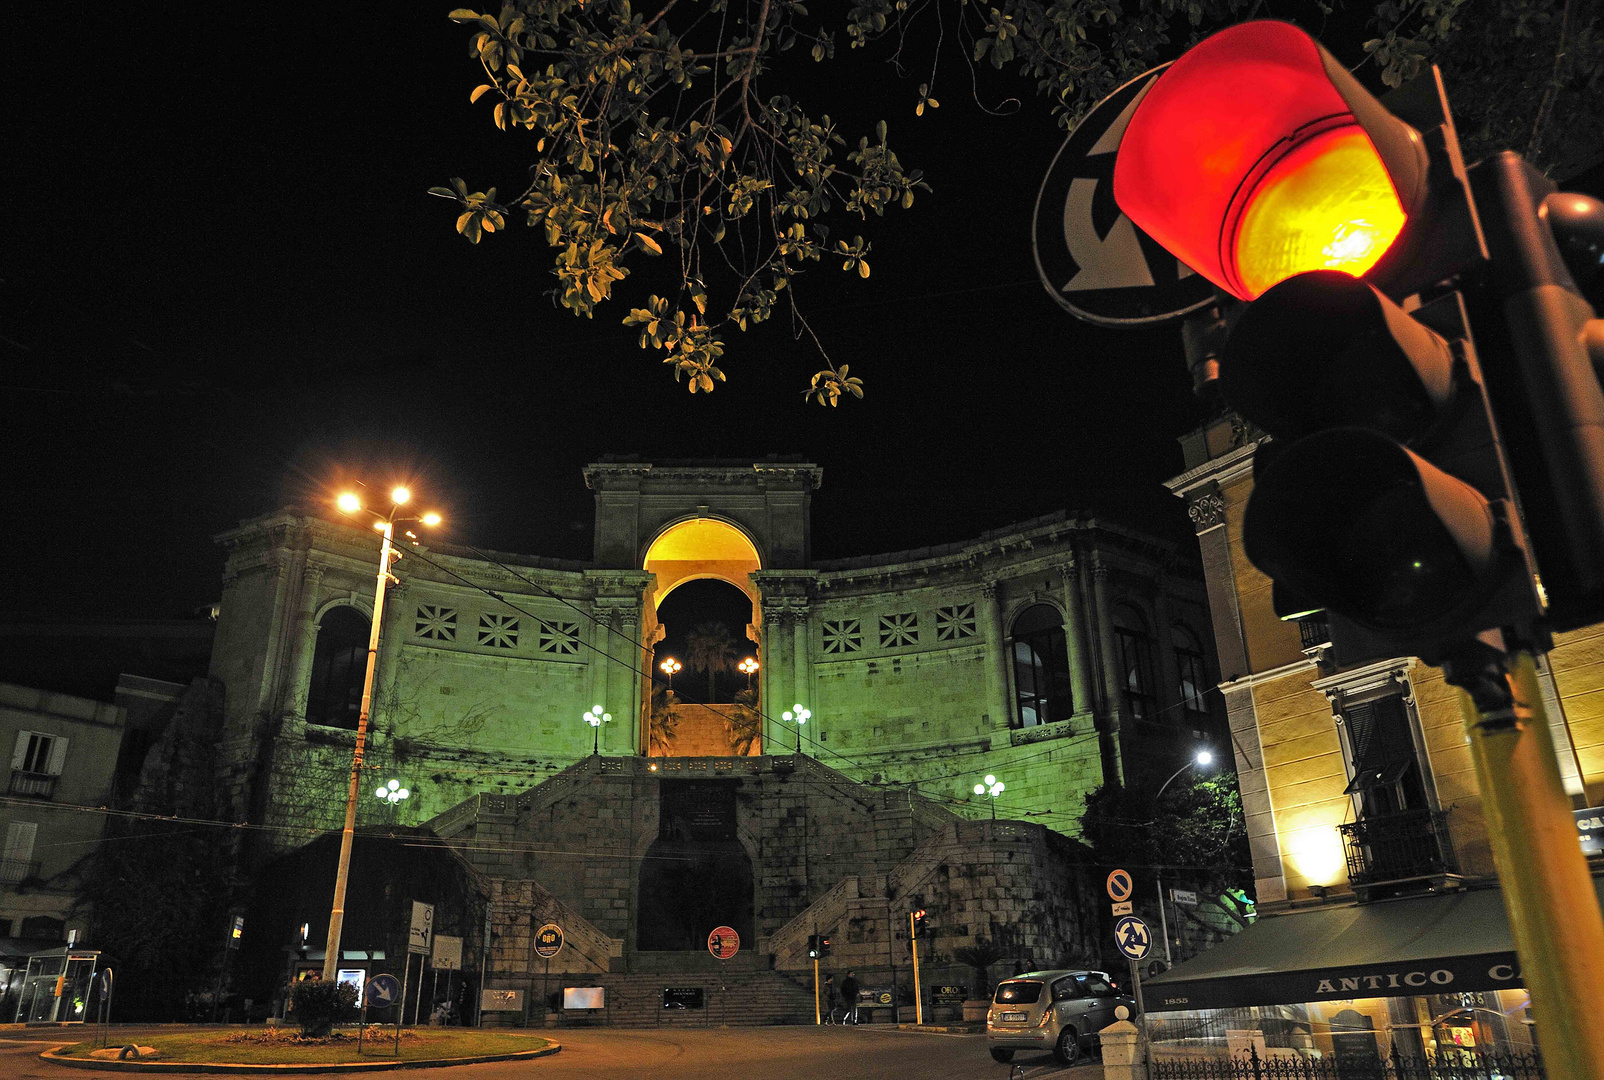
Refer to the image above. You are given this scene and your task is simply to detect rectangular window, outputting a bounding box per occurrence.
[1341,695,1427,817]
[2,821,38,882]
[1116,628,1156,721]
[10,731,66,796]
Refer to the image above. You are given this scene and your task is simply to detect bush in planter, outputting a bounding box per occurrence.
[288,980,358,1037]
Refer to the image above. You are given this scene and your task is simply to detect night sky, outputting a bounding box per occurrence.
[5,7,1218,623]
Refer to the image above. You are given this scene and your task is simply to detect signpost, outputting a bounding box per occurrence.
[1170,889,1199,907]
[1115,915,1152,1079]
[707,926,740,960]
[430,934,462,1026]
[1031,66,1214,327]
[1106,869,1133,902]
[534,923,563,1021]
[362,973,401,1056]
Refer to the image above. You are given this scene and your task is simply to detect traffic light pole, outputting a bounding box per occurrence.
[813,954,821,1026]
[1450,647,1604,1080]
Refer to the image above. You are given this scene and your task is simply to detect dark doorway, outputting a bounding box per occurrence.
[636,780,754,950]
[654,580,754,704]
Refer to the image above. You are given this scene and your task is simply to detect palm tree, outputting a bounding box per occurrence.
[685,622,740,702]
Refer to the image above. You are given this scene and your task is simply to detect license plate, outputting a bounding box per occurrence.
[1001,1012,1028,1022]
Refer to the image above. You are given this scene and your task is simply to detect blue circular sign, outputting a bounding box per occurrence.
[365,973,402,1007]
[1114,916,1152,961]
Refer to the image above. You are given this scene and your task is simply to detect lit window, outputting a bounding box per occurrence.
[1011,604,1073,729]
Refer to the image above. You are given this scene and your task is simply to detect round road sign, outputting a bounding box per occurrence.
[707,926,740,960]
[535,923,564,959]
[1114,916,1153,962]
[365,973,402,1008]
[1032,64,1217,327]
[1106,869,1134,902]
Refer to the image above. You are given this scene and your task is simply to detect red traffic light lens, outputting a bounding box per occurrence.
[1114,21,1424,300]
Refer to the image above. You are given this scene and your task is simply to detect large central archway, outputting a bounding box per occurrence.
[640,518,763,756]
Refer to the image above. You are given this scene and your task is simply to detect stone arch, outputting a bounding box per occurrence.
[642,516,764,610]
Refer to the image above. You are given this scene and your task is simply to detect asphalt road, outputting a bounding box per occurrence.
[0,1025,1106,1080]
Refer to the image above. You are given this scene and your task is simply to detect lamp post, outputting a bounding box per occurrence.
[781,703,811,752]
[659,657,681,692]
[973,775,1005,820]
[739,657,758,691]
[374,778,410,822]
[1154,749,1215,965]
[322,487,441,981]
[584,705,612,756]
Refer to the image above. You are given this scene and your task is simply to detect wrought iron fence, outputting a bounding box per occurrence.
[1338,807,1459,886]
[1153,1044,1544,1080]
[1299,616,1331,652]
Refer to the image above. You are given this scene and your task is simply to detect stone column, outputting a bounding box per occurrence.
[1152,583,1182,720]
[586,609,611,716]
[791,602,811,711]
[763,608,790,753]
[253,551,297,719]
[373,580,410,722]
[980,582,1014,730]
[1092,562,1126,785]
[282,564,325,726]
[1059,562,1094,718]
[620,606,644,754]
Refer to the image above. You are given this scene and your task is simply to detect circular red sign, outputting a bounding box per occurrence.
[707,926,740,960]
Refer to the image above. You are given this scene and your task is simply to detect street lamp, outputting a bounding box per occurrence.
[374,778,411,804]
[1154,748,1216,965]
[739,657,758,690]
[584,705,612,756]
[973,775,1005,820]
[322,485,441,980]
[781,703,811,752]
[659,657,681,691]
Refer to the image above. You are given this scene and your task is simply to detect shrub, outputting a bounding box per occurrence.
[288,980,357,1037]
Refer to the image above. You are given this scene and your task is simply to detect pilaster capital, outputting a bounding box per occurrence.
[980,581,1002,602]
[1186,489,1227,532]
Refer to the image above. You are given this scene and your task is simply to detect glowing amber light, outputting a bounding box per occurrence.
[1232,125,1407,299]
[421,512,442,527]
[336,493,361,513]
[391,486,412,505]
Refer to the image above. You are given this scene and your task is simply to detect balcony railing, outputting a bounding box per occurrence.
[8,770,57,799]
[1339,808,1459,891]
[0,859,40,884]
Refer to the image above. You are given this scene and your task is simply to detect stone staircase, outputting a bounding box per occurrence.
[489,968,822,1028]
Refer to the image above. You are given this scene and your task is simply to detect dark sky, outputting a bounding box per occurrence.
[4,6,1214,622]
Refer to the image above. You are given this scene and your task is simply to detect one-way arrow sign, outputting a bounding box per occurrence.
[1032,64,1216,327]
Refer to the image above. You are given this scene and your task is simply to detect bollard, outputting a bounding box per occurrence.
[1100,1020,1144,1080]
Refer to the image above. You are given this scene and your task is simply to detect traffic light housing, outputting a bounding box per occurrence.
[912,909,928,939]
[807,934,821,959]
[1112,19,1604,665]
[820,936,832,958]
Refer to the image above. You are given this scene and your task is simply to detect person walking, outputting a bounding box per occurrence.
[840,970,860,1025]
[822,973,837,1024]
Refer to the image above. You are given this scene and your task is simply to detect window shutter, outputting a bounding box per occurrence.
[3,822,37,864]
[10,731,29,771]
[46,736,68,776]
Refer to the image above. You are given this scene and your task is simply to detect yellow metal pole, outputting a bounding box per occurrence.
[1455,649,1604,1080]
[909,912,923,1026]
[814,955,821,1025]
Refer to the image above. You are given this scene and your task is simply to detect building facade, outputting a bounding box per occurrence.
[1146,412,1604,1060]
[209,460,1224,845]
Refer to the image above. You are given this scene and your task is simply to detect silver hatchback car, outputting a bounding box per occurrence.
[985,969,1136,1065]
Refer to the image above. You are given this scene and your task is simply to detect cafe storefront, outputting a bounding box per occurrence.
[1135,880,1591,1073]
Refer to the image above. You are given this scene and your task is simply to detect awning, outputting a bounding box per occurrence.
[1143,878,1604,1011]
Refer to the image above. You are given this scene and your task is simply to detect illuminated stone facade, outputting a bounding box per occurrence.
[209,460,1222,848]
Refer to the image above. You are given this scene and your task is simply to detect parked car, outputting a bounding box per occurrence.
[985,969,1135,1064]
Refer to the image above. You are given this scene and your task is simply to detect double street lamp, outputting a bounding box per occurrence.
[659,657,682,691]
[738,657,758,690]
[322,486,441,981]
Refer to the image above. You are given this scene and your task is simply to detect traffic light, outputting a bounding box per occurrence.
[912,910,928,939]
[820,936,832,958]
[807,934,821,959]
[1112,19,1604,664]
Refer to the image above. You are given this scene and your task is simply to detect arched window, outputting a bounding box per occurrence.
[1011,604,1073,729]
[1113,606,1156,722]
[306,607,369,729]
[1173,624,1210,716]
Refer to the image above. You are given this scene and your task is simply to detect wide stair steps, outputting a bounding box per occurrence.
[503,969,821,1028]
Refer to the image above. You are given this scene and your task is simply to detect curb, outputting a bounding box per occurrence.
[40,1040,561,1074]
[894,1023,983,1035]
